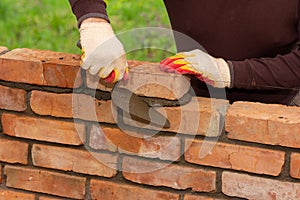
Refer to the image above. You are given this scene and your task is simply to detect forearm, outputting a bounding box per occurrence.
[229,49,300,90]
[68,0,109,27]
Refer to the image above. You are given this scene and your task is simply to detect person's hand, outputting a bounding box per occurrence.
[79,18,128,82]
[160,49,231,88]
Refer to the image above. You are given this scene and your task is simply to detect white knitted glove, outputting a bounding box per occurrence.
[79,21,128,82]
[160,49,231,88]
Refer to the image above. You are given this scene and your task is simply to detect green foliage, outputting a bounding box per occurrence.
[0,0,80,53]
[106,0,176,61]
[0,0,174,61]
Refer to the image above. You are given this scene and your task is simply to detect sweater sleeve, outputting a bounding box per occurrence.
[69,0,109,27]
[229,49,300,90]
[229,15,300,90]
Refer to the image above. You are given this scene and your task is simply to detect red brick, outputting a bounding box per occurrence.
[120,135,181,161]
[32,144,117,177]
[86,60,144,92]
[89,125,118,152]
[90,179,180,200]
[90,126,181,161]
[226,102,300,148]
[122,156,216,192]
[4,165,86,199]
[97,127,144,153]
[290,153,300,179]
[0,46,8,53]
[0,138,28,164]
[0,85,26,111]
[222,171,300,199]
[30,90,116,123]
[124,97,229,136]
[30,91,72,118]
[0,48,82,87]
[0,189,35,200]
[185,139,284,176]
[124,63,190,100]
[184,194,225,200]
[87,60,191,100]
[39,197,65,200]
[2,113,85,145]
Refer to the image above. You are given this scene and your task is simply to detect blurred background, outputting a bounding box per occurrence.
[0,0,175,61]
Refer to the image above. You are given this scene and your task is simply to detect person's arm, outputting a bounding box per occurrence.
[69,0,128,82]
[228,4,300,90]
[160,46,300,90]
[69,0,109,27]
[161,25,300,91]
[229,48,300,90]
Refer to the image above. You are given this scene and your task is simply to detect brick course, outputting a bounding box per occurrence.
[0,48,81,87]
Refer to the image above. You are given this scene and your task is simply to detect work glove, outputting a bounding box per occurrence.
[79,21,128,82]
[160,49,231,88]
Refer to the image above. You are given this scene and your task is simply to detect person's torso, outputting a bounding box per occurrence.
[164,0,299,60]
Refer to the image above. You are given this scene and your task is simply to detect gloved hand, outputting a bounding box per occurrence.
[160,49,231,88]
[79,19,128,82]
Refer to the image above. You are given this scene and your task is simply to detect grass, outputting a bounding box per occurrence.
[0,1,79,53]
[0,0,175,61]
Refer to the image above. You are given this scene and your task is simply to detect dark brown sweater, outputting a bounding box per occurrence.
[69,0,300,105]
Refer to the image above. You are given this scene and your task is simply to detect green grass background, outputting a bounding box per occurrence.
[0,0,174,61]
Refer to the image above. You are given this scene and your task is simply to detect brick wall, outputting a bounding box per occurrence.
[0,47,299,200]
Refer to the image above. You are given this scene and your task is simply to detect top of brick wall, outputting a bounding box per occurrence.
[0,48,190,100]
[0,47,299,146]
[0,48,81,88]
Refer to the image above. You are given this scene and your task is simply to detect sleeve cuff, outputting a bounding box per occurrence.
[69,0,109,27]
[78,13,110,27]
[227,61,234,88]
